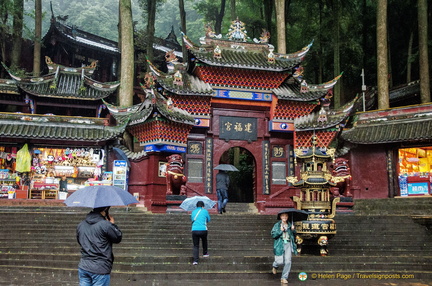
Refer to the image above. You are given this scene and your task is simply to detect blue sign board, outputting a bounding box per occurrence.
[114,160,127,167]
[144,144,187,153]
[407,182,429,195]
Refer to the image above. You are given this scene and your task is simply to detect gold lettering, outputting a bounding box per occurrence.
[273,147,284,157]
[312,224,320,230]
[189,143,200,154]
[225,122,232,131]
[234,122,243,132]
[244,123,253,133]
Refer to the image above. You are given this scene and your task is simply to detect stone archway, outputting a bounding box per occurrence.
[219,147,255,203]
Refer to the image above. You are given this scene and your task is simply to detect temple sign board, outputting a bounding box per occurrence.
[219,116,257,141]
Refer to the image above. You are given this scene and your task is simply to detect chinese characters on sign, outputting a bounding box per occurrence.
[262,141,270,194]
[272,146,285,158]
[188,142,203,155]
[205,138,213,194]
[220,116,257,141]
[296,221,337,233]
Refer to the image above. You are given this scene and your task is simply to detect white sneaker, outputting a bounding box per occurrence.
[193,261,198,265]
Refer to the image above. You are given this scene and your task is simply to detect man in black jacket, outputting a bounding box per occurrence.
[77,206,122,286]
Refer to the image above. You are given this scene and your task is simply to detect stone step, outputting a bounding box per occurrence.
[1,267,430,286]
[354,197,432,215]
[1,204,432,284]
[1,258,430,273]
[1,252,430,265]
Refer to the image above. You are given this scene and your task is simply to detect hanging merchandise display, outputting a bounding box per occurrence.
[0,145,113,200]
[16,144,31,173]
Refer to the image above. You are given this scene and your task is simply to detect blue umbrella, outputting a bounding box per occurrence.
[64,185,139,208]
[180,196,216,211]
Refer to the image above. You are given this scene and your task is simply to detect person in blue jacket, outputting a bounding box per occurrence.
[191,201,211,265]
[271,211,298,284]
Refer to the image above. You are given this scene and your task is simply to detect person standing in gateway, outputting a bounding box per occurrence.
[216,170,230,214]
[76,206,122,286]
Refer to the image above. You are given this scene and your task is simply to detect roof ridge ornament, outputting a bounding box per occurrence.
[253,28,270,44]
[205,23,222,39]
[226,18,249,42]
[213,46,222,59]
[267,46,275,64]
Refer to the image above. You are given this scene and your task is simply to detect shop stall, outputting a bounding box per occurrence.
[0,145,114,200]
[398,147,432,196]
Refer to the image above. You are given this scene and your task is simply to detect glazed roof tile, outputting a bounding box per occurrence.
[113,144,147,161]
[294,96,358,131]
[341,104,432,144]
[273,74,342,101]
[43,19,119,55]
[0,113,125,142]
[148,61,213,96]
[0,79,19,94]
[273,81,327,101]
[188,47,303,72]
[106,87,195,127]
[4,63,119,100]
[183,33,311,72]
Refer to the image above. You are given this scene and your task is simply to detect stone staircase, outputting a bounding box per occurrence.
[0,200,431,285]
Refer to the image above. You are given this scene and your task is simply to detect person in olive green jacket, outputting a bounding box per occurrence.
[271,211,298,284]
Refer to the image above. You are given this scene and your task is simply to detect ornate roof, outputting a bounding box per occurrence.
[0,112,125,142]
[113,144,147,161]
[2,59,120,100]
[0,79,19,94]
[341,103,432,144]
[182,20,312,72]
[273,73,342,101]
[104,100,149,125]
[43,17,119,55]
[147,60,213,97]
[105,86,195,127]
[185,38,310,72]
[294,96,358,131]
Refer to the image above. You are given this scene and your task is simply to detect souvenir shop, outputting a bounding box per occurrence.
[398,147,432,196]
[0,144,112,200]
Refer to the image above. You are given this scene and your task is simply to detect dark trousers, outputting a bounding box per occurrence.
[192,230,208,263]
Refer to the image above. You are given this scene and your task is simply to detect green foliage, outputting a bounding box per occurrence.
[22,0,144,41]
[3,0,428,104]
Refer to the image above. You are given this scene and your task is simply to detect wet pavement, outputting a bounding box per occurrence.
[121,279,432,286]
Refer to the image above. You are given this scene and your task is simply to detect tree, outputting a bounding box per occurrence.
[179,0,187,60]
[0,0,13,75]
[417,0,430,103]
[119,0,134,107]
[11,0,23,69]
[230,0,236,20]
[332,0,341,108]
[33,0,41,76]
[275,0,286,54]
[263,0,273,41]
[376,0,389,109]
[215,0,226,35]
[146,0,156,64]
